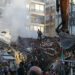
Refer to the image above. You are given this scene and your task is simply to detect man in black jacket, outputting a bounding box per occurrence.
[37,29,42,41]
[17,62,25,75]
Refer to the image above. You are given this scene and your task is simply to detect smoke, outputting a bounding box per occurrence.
[0,0,37,42]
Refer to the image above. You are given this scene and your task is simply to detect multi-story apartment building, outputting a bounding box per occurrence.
[26,0,45,35]
[26,0,56,37]
[45,0,56,37]
[0,0,57,38]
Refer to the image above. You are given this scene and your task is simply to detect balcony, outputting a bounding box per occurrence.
[31,0,45,5]
[30,3,45,15]
[33,0,45,2]
[31,15,45,24]
[45,0,55,6]
[31,19,44,24]
[30,10,45,16]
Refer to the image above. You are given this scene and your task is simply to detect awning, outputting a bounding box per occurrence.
[2,55,15,60]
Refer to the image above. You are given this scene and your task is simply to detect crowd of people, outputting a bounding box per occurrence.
[0,63,16,75]
[9,59,70,75]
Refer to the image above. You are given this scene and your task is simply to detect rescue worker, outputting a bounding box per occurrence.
[37,29,42,41]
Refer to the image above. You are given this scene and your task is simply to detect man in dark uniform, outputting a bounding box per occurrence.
[37,29,42,41]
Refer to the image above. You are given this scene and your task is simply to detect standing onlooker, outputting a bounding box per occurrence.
[9,62,17,75]
[0,66,3,75]
[17,62,25,75]
[37,29,42,41]
[4,66,9,75]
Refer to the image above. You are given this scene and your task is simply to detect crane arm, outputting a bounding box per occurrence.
[56,0,70,33]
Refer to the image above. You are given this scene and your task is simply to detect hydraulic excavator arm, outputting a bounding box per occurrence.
[56,0,75,50]
[56,0,70,33]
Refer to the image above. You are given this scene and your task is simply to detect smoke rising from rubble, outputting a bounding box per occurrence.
[0,0,37,42]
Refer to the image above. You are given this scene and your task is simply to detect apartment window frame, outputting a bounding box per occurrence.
[31,3,44,13]
[31,15,44,24]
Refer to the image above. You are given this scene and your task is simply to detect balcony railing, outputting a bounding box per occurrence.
[30,9,44,14]
[32,0,45,3]
[31,18,44,24]
[30,9,45,16]
[31,20,44,24]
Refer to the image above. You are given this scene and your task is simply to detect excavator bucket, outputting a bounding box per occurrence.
[59,32,75,49]
[56,0,75,50]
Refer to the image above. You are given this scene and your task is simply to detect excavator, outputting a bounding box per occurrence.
[56,0,69,33]
[56,0,75,50]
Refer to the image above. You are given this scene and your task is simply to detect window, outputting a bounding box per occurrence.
[31,3,44,12]
[31,15,44,24]
[46,16,50,21]
[31,4,35,11]
[46,16,50,23]
[35,4,44,12]
[46,7,50,14]
[34,26,38,31]
[37,26,40,30]
[33,26,40,31]
[40,5,44,12]
[50,6,55,13]
[35,4,40,11]
[40,26,44,32]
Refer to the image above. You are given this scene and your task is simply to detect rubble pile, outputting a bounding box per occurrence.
[11,37,61,71]
[0,36,75,74]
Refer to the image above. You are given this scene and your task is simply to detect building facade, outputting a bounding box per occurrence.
[0,0,57,38]
[44,0,56,37]
[26,0,45,34]
[26,0,57,37]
